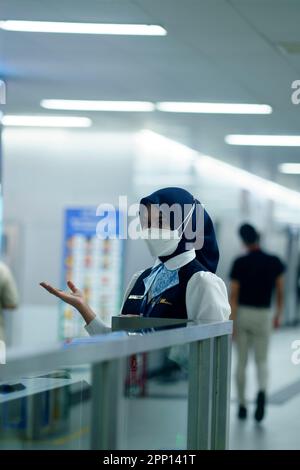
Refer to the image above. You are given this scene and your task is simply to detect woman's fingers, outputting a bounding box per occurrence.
[40,282,65,299]
[40,281,83,308]
[67,280,79,293]
[40,281,55,292]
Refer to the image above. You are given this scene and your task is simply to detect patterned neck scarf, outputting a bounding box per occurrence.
[143,263,179,300]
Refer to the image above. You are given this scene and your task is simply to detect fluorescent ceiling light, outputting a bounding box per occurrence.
[41,100,272,114]
[226,135,300,146]
[279,163,300,174]
[0,20,167,36]
[41,99,155,112]
[1,115,92,127]
[156,102,272,114]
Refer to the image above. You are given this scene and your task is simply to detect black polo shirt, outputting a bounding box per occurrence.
[230,249,285,308]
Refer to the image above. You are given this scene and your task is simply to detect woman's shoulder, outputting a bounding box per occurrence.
[127,267,154,286]
[187,269,227,289]
[185,267,231,321]
[132,266,152,279]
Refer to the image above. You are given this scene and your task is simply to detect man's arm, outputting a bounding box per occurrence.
[229,280,240,338]
[229,280,240,322]
[274,275,284,328]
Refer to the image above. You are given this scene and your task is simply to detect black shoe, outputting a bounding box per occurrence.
[238,405,247,420]
[254,391,266,422]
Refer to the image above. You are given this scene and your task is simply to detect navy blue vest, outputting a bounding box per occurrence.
[121,258,206,319]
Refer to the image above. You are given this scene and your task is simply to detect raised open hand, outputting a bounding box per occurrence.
[40,280,85,310]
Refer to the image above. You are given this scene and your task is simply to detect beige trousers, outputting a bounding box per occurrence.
[0,315,5,342]
[236,306,272,406]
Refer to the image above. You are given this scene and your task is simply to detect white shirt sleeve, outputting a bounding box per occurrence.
[185,271,231,322]
[84,270,144,336]
[84,316,110,335]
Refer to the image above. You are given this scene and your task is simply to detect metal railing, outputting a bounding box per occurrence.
[0,318,232,450]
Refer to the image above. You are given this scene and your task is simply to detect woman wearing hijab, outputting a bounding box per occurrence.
[40,187,230,332]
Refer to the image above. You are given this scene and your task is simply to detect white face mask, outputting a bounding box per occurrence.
[141,204,195,258]
[141,227,181,257]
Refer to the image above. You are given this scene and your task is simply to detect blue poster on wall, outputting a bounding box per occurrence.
[60,207,124,339]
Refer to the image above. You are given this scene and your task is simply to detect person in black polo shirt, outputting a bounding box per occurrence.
[229,224,285,422]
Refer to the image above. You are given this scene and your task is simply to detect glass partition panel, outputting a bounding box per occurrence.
[0,320,232,450]
[0,365,91,450]
[120,343,189,450]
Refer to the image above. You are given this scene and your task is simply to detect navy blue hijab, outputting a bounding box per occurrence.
[140,187,219,273]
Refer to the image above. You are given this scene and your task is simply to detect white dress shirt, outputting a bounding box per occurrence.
[85,249,231,336]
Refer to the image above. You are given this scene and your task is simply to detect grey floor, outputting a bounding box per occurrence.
[229,325,300,450]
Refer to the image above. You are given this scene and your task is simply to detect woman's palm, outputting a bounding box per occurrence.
[40,280,84,309]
